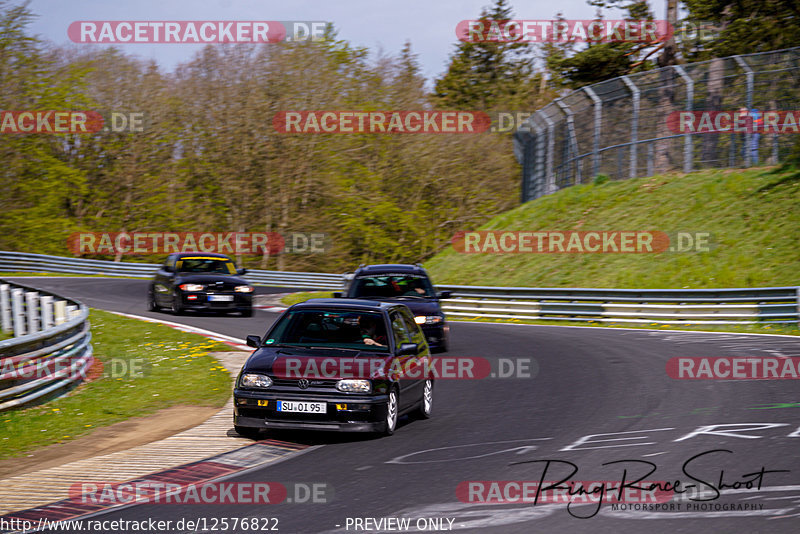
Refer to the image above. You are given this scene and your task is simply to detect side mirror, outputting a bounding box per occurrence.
[397,342,418,356]
[438,290,452,299]
[164,265,174,273]
[332,292,342,298]
[237,268,248,276]
[245,335,262,348]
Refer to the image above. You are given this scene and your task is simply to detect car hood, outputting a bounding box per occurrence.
[175,273,249,286]
[243,346,395,380]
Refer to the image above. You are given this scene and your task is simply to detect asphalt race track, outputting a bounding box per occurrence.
[6,277,800,533]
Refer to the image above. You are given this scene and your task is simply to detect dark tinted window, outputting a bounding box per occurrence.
[351,274,434,298]
[177,257,236,274]
[265,309,389,351]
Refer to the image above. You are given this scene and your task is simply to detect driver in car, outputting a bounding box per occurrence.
[359,316,388,347]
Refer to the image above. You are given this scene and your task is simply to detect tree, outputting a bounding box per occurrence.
[433,0,537,110]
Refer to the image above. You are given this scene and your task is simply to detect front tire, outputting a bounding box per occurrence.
[416,379,433,419]
[171,294,184,315]
[147,288,160,312]
[383,389,399,436]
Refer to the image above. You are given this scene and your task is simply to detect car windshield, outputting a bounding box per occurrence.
[350,274,434,298]
[177,257,236,275]
[265,309,390,352]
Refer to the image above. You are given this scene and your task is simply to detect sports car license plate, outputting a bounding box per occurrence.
[277,401,326,413]
[208,294,233,302]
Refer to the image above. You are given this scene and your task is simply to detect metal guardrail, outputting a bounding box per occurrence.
[0,251,342,290]
[1,251,797,325]
[0,279,92,412]
[436,285,800,325]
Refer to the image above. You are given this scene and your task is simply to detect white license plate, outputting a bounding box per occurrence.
[277,401,326,413]
[208,294,233,302]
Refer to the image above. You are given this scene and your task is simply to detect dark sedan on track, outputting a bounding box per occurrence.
[233,299,434,437]
[335,264,451,352]
[148,252,253,316]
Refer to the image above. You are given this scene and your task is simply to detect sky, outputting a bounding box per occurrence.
[26,0,631,84]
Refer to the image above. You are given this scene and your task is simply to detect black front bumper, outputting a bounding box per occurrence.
[233,390,389,432]
[179,291,252,311]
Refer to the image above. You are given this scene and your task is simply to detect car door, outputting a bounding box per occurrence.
[399,306,429,396]
[154,254,176,307]
[388,309,420,411]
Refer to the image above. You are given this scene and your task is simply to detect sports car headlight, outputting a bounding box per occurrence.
[335,379,371,393]
[234,285,254,293]
[179,283,204,291]
[415,315,443,325]
[240,373,273,389]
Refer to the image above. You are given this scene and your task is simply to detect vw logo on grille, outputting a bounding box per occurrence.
[297,379,310,389]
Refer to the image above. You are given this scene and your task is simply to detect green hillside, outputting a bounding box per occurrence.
[425,167,800,289]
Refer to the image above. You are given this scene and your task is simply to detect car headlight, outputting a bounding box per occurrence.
[179,283,204,291]
[235,285,254,293]
[415,315,443,325]
[240,373,273,389]
[336,379,371,393]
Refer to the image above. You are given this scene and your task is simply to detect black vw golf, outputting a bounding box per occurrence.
[148,252,254,316]
[233,299,434,437]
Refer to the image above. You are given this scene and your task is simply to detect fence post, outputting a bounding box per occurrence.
[0,284,10,334]
[734,55,754,167]
[537,110,557,195]
[40,295,54,330]
[555,98,581,185]
[647,143,655,176]
[583,86,603,179]
[11,288,24,337]
[54,300,67,325]
[674,65,694,173]
[621,75,640,178]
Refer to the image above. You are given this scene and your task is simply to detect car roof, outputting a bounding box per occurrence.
[354,264,427,276]
[173,252,232,260]
[293,298,400,311]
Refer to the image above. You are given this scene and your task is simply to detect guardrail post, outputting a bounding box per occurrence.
[621,76,640,179]
[0,284,10,333]
[11,288,24,337]
[674,65,694,173]
[40,295,54,330]
[25,291,39,334]
[54,300,66,325]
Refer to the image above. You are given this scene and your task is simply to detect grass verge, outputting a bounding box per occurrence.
[280,291,334,306]
[0,309,232,460]
[425,167,800,288]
